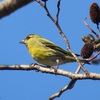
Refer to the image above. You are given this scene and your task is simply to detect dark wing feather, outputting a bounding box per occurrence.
[38,38,74,56]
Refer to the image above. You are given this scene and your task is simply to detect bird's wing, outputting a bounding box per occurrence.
[38,38,73,56]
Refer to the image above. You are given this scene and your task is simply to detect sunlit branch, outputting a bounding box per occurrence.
[0,64,100,79]
[0,0,34,18]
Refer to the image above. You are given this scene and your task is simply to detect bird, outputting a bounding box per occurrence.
[20,34,88,68]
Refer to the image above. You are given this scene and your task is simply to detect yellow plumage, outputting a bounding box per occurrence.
[20,34,88,66]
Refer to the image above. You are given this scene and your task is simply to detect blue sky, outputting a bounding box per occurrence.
[0,0,100,100]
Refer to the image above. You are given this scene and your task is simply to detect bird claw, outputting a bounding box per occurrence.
[53,59,60,73]
[29,63,38,68]
[54,68,58,73]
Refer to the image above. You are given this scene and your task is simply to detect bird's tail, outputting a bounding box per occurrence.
[65,56,90,64]
[79,58,90,64]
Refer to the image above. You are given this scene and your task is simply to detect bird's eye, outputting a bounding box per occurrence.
[26,36,31,40]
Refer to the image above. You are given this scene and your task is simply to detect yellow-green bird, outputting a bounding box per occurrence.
[20,34,88,67]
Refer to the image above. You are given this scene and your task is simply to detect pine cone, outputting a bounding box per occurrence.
[80,43,94,58]
[89,2,100,25]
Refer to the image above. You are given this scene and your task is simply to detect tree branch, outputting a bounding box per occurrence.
[35,0,71,50]
[0,0,34,18]
[0,64,100,80]
[1,63,100,100]
[83,18,100,38]
[55,0,61,24]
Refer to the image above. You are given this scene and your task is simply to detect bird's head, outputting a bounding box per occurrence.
[20,34,41,45]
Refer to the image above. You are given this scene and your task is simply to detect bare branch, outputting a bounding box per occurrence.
[49,79,77,100]
[75,63,85,74]
[55,0,61,24]
[36,0,55,23]
[0,64,100,80]
[88,51,100,62]
[35,0,70,49]
[83,18,100,38]
[75,50,100,74]
[0,0,34,18]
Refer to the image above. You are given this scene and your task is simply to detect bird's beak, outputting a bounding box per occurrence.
[19,39,26,44]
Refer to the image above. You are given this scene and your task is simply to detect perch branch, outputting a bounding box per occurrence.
[0,64,100,80]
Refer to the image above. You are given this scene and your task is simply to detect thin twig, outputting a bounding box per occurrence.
[83,18,100,38]
[75,50,100,74]
[55,0,61,24]
[75,63,85,74]
[44,2,55,23]
[36,0,55,23]
[49,79,77,100]
[97,24,100,33]
[88,51,100,62]
[35,0,70,49]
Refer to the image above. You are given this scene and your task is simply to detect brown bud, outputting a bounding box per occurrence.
[82,34,95,43]
[89,2,100,25]
[87,34,95,42]
[80,43,94,58]
[82,36,90,43]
